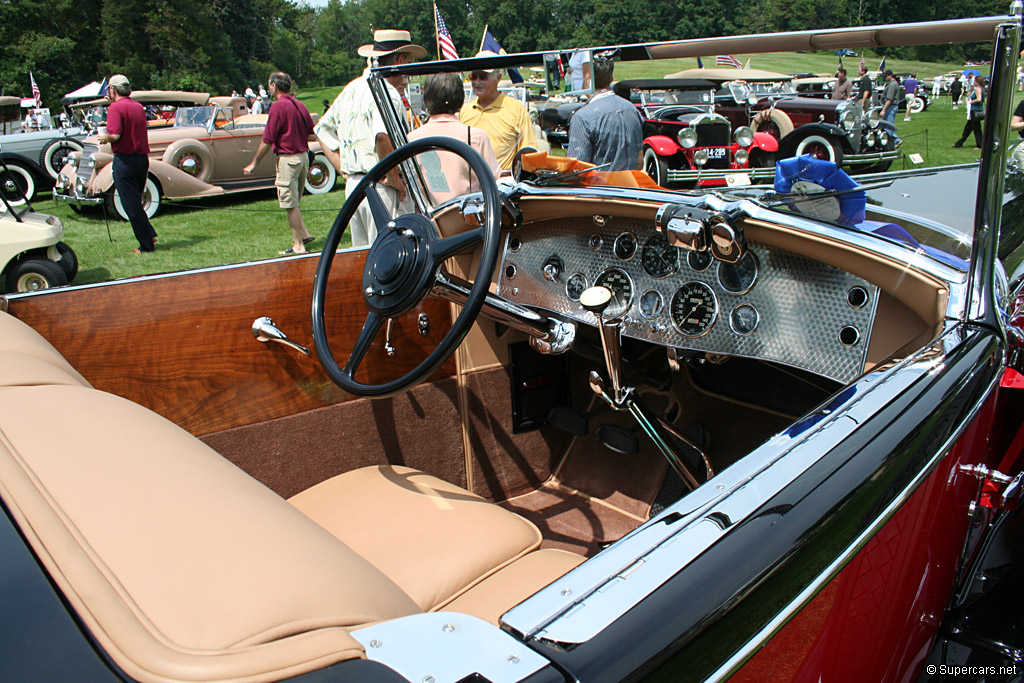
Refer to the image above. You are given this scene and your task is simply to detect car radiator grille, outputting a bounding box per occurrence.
[696,122,730,148]
[696,122,731,168]
[77,143,100,184]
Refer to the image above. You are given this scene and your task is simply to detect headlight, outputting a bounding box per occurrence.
[841,110,857,131]
[748,94,759,106]
[56,174,68,192]
[678,128,698,149]
[68,152,80,169]
[694,149,709,166]
[879,131,890,146]
[734,148,749,165]
[866,130,877,146]
[733,126,754,148]
[868,109,880,127]
[75,177,85,194]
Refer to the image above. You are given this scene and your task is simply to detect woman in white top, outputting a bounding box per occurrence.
[408,73,500,205]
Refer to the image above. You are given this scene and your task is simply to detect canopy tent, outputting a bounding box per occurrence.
[61,81,104,106]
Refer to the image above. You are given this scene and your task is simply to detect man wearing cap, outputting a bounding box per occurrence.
[316,29,425,248]
[243,71,316,255]
[460,51,537,171]
[96,75,158,254]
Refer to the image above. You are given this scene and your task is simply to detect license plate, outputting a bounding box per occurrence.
[705,147,728,159]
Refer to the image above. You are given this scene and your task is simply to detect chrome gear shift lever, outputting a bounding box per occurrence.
[580,286,709,491]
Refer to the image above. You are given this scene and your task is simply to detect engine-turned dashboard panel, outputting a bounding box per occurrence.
[497,215,880,383]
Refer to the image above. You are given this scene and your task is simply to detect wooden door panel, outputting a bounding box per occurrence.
[4,252,456,436]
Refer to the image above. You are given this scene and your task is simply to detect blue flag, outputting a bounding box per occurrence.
[481,30,524,83]
[697,56,704,68]
[98,77,108,98]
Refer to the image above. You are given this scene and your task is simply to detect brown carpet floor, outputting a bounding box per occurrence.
[500,483,645,557]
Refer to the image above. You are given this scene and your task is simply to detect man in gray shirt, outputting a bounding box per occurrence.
[567,55,642,170]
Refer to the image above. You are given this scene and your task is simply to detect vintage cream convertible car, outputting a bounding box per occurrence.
[52,96,337,219]
[2,12,1024,683]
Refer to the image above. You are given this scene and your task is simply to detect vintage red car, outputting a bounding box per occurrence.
[670,67,900,173]
[613,78,780,187]
[1,12,1022,683]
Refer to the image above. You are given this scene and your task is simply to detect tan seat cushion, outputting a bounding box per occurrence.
[0,385,422,683]
[443,549,585,626]
[289,465,544,611]
[0,350,90,386]
[0,310,90,387]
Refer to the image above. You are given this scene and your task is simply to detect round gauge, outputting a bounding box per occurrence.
[670,281,717,337]
[639,290,664,319]
[593,268,634,317]
[614,232,638,260]
[730,303,759,336]
[641,233,680,278]
[566,273,587,301]
[717,251,759,294]
[687,250,714,272]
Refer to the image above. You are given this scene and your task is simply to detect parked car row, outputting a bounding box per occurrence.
[53,96,337,220]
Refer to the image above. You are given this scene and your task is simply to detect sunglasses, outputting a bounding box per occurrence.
[469,72,493,81]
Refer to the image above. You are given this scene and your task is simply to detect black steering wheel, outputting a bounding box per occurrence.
[312,136,501,398]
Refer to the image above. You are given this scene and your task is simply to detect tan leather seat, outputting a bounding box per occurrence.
[289,465,544,611]
[443,548,585,625]
[0,310,90,387]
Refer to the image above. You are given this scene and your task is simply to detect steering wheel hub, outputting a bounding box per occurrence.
[373,240,408,283]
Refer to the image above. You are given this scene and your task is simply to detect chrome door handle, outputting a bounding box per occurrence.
[252,316,310,356]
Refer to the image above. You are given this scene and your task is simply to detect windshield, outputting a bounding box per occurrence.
[174,106,214,128]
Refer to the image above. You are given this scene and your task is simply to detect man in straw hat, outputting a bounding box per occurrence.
[316,29,426,247]
[460,50,537,171]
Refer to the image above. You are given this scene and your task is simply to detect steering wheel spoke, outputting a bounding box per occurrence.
[431,228,485,266]
[312,136,501,398]
[364,181,394,235]
[342,311,384,377]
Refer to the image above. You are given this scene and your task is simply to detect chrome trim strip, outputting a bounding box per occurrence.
[351,613,548,683]
[704,355,1002,682]
[665,168,776,182]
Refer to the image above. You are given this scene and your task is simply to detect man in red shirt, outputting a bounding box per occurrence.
[97,75,158,253]
[244,72,315,255]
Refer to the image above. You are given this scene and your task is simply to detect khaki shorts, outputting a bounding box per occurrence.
[275,153,308,209]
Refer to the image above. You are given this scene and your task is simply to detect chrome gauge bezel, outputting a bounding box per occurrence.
[641,232,680,279]
[729,303,760,336]
[686,249,714,272]
[613,232,638,261]
[594,268,635,318]
[565,272,588,301]
[717,251,759,295]
[670,281,718,338]
[639,289,665,319]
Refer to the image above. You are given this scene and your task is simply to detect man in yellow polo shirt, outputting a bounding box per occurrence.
[460,51,537,170]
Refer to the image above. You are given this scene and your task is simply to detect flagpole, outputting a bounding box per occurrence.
[433,3,442,61]
[480,24,488,53]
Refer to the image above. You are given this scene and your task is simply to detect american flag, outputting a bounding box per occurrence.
[29,72,40,106]
[434,4,459,61]
[716,54,742,69]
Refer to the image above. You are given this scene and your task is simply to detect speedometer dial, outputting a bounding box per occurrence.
[641,233,679,279]
[670,282,717,337]
[717,251,758,294]
[593,268,634,317]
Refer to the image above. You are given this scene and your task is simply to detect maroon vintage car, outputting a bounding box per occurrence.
[669,67,900,173]
[613,78,780,187]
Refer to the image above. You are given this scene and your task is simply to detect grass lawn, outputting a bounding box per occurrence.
[20,50,1005,290]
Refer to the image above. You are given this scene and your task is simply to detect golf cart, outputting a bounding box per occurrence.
[0,150,76,292]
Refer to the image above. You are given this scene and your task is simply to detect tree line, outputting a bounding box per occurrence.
[0,0,1010,109]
